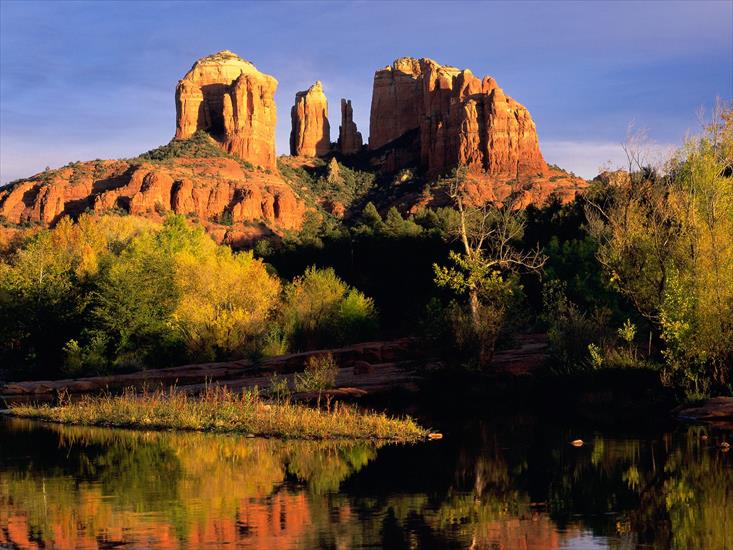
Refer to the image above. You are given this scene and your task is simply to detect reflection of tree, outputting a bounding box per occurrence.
[0,418,382,549]
[544,427,733,549]
[1,418,731,550]
[286,441,378,494]
[640,433,733,550]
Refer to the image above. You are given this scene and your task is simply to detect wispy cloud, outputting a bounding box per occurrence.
[541,140,678,179]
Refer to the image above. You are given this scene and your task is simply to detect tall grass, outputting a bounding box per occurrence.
[8,386,428,442]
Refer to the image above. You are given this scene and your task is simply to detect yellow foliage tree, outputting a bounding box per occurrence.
[173,245,280,360]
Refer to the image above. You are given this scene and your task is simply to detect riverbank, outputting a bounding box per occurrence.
[7,386,429,442]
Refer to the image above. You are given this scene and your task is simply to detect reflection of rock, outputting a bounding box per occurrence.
[0,419,380,550]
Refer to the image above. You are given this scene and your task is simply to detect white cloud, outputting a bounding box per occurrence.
[541,140,678,179]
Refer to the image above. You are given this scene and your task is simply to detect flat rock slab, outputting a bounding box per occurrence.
[0,338,422,397]
[678,396,733,421]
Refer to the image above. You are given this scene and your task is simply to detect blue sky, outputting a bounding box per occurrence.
[1,0,731,183]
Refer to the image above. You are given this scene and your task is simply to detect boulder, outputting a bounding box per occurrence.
[678,397,733,421]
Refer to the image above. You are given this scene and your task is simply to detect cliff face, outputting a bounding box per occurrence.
[337,99,363,155]
[0,158,306,246]
[367,57,585,206]
[289,81,331,157]
[175,50,278,170]
[368,57,547,177]
[0,52,588,237]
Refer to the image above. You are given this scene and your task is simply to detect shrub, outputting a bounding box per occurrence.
[280,267,378,350]
[542,280,613,374]
[171,227,281,361]
[266,372,292,402]
[295,354,339,392]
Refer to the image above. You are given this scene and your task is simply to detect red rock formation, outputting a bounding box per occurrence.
[367,57,587,206]
[337,99,363,155]
[594,170,631,187]
[368,57,547,178]
[175,50,278,170]
[289,81,331,157]
[0,158,306,242]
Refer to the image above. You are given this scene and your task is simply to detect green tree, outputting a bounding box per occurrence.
[280,266,378,350]
[433,168,545,366]
[588,103,733,395]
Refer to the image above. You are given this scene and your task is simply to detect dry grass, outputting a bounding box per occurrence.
[8,386,428,442]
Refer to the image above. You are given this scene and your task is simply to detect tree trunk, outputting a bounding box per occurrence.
[469,288,480,332]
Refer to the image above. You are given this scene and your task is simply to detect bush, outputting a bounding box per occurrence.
[295,354,339,392]
[280,266,378,350]
[266,372,292,401]
[542,280,613,374]
[174,244,281,361]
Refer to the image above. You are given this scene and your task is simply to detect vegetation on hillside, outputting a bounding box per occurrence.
[136,130,256,170]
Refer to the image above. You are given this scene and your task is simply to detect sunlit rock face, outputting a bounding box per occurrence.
[368,57,587,206]
[175,50,278,170]
[290,81,331,157]
[337,99,363,155]
[368,57,547,178]
[0,158,306,244]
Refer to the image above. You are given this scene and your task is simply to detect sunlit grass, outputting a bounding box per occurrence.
[8,386,429,442]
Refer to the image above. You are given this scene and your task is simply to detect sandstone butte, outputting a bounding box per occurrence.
[175,50,278,170]
[290,81,331,157]
[338,98,363,155]
[0,52,589,244]
[368,57,586,207]
[0,51,307,245]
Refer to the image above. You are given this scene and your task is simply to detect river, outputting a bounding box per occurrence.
[0,413,731,549]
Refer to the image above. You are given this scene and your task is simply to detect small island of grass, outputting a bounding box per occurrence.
[7,386,429,442]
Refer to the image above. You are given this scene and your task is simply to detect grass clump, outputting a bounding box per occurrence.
[8,386,429,442]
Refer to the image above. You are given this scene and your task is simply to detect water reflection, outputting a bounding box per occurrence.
[0,416,731,549]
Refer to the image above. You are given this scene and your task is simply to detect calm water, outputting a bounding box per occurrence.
[0,414,731,550]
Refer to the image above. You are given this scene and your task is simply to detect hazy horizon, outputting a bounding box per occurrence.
[1,0,731,183]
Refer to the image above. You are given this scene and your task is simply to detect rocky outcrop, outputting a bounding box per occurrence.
[175,50,278,170]
[0,158,306,243]
[366,57,587,206]
[678,397,733,422]
[337,99,363,155]
[594,170,631,187]
[0,50,309,242]
[289,81,331,157]
[326,157,342,184]
[368,57,547,178]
